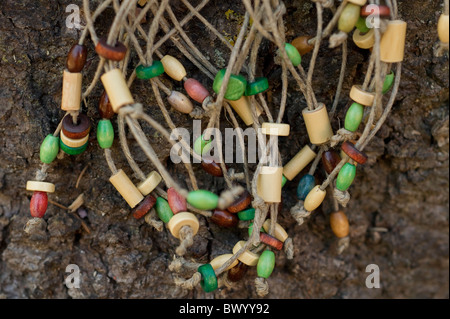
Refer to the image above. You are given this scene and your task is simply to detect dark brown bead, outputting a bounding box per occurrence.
[201,157,224,177]
[66,44,88,73]
[291,36,314,56]
[227,261,249,282]
[341,141,368,165]
[95,38,127,61]
[210,209,238,228]
[98,91,115,119]
[322,149,341,174]
[227,190,252,213]
[62,113,91,139]
[132,195,156,219]
[259,232,283,251]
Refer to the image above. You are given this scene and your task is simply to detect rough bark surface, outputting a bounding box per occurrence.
[0,0,448,299]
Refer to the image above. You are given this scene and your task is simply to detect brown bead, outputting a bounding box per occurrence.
[227,261,249,282]
[210,209,238,228]
[167,187,187,214]
[99,91,115,119]
[291,36,314,56]
[95,38,127,61]
[360,4,390,18]
[201,157,224,177]
[132,194,156,219]
[330,210,349,238]
[167,91,193,114]
[62,113,91,139]
[66,44,88,73]
[322,149,341,174]
[227,190,252,213]
[341,141,368,165]
[259,232,283,251]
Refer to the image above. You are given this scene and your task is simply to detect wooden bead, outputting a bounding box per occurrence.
[281,175,288,187]
[237,207,255,221]
[155,197,173,223]
[95,38,127,61]
[101,69,135,112]
[201,157,224,177]
[355,16,370,33]
[213,69,247,101]
[66,44,88,73]
[380,20,407,63]
[341,141,368,164]
[257,166,283,203]
[167,187,187,214]
[360,5,390,18]
[109,169,144,208]
[210,254,239,271]
[283,145,317,181]
[227,96,254,126]
[438,14,449,43]
[383,71,395,94]
[60,140,87,155]
[322,148,342,174]
[227,261,248,282]
[40,135,59,164]
[137,171,162,196]
[248,222,265,237]
[227,190,251,213]
[260,233,283,251]
[336,163,357,191]
[136,61,165,80]
[167,212,200,239]
[245,77,269,96]
[184,78,210,104]
[187,190,218,210]
[62,113,91,139]
[261,123,290,136]
[345,102,364,132]
[97,119,114,149]
[304,185,326,212]
[61,70,82,111]
[132,195,156,219]
[137,0,148,6]
[211,209,238,228]
[257,250,275,279]
[338,3,361,33]
[285,43,302,66]
[60,130,89,148]
[302,103,334,145]
[291,36,314,56]
[197,263,218,293]
[347,0,367,5]
[263,219,288,242]
[167,91,193,114]
[350,85,375,106]
[161,55,187,81]
[98,91,115,119]
[26,181,55,193]
[353,28,375,49]
[193,134,213,156]
[232,241,260,266]
[297,174,316,201]
[30,191,48,218]
[330,210,350,238]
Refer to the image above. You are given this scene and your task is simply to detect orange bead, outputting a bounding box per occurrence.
[330,210,350,238]
[291,36,314,56]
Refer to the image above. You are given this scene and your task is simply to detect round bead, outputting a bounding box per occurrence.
[345,102,364,132]
[66,44,88,73]
[184,78,210,103]
[95,38,127,61]
[198,263,218,293]
[438,14,449,43]
[360,4,390,18]
[167,187,187,214]
[338,3,361,33]
[155,197,174,223]
[167,91,194,114]
[248,222,266,237]
[336,163,357,191]
[227,190,251,213]
[245,77,269,96]
[383,71,395,94]
[284,43,302,66]
[97,119,114,149]
[232,241,260,266]
[210,254,238,271]
[259,233,283,251]
[261,123,290,136]
[210,209,238,228]
[26,181,55,193]
[237,207,255,221]
[304,185,326,212]
[137,171,162,196]
[98,91,115,119]
[283,145,317,181]
[353,28,375,49]
[341,141,368,165]
[213,69,247,101]
[194,135,213,155]
[350,85,375,106]
[322,149,342,174]
[59,139,88,155]
[227,261,248,282]
[330,210,350,238]
[30,191,48,218]
[161,55,187,81]
[297,174,316,201]
[302,103,334,145]
[187,190,219,210]
[62,113,91,140]
[263,219,288,242]
[135,61,165,80]
[40,134,60,164]
[201,157,223,177]
[291,36,314,56]
[60,130,89,148]
[380,20,407,63]
[167,212,200,239]
[132,195,156,219]
[257,250,275,279]
[355,16,370,33]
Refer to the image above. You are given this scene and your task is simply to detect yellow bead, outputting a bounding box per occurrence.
[161,55,187,81]
[304,185,326,211]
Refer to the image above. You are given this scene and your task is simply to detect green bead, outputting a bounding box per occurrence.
[336,163,357,191]
[285,43,302,67]
[97,119,114,149]
[355,16,370,33]
[257,250,275,279]
[40,134,60,164]
[248,222,265,237]
[155,197,173,223]
[245,77,269,96]
[213,69,247,101]
[136,61,165,80]
[187,190,219,210]
[193,134,213,155]
[59,139,87,155]
[344,102,364,132]
[383,71,395,94]
[338,3,361,33]
[281,175,288,188]
[198,263,218,293]
[237,207,255,221]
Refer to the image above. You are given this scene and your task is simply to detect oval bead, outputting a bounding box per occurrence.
[285,43,302,66]
[330,210,350,238]
[338,3,361,33]
[291,36,314,56]
[167,91,193,114]
[167,187,187,214]
[297,174,316,201]
[98,91,115,119]
[213,69,247,101]
[30,191,48,218]
[281,175,288,188]
[227,190,251,213]
[383,71,395,94]
[187,190,218,210]
[345,102,364,132]
[194,135,213,155]
[227,261,248,282]
[97,119,114,149]
[257,250,275,279]
[336,163,357,191]
[161,55,187,81]
[259,233,283,251]
[40,134,60,164]
[155,197,174,223]
[66,44,88,73]
[237,207,255,221]
[304,185,327,211]
[198,263,218,293]
[438,14,449,43]
[132,195,156,219]
[210,209,238,228]
[201,157,223,177]
[136,61,165,80]
[355,16,370,33]
[262,219,288,242]
[322,149,342,174]
[184,78,210,103]
[245,77,269,96]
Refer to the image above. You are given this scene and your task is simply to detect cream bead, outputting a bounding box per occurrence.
[167,212,200,239]
[302,103,334,145]
[380,20,407,63]
[353,28,375,49]
[347,0,367,5]
[350,85,375,106]
[283,145,317,181]
[26,181,55,193]
[60,130,89,148]
[226,96,254,126]
[161,55,187,81]
[137,171,162,196]
[210,254,239,271]
[304,185,327,212]
[109,169,144,208]
[257,166,283,203]
[263,219,289,242]
[261,123,290,136]
[232,241,260,266]
[61,70,82,111]
[438,14,449,43]
[101,69,135,112]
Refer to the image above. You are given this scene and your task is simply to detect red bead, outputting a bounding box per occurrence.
[227,189,252,213]
[167,187,187,214]
[95,38,127,61]
[227,261,249,282]
[30,191,48,218]
[201,156,224,177]
[210,209,238,228]
[184,78,210,104]
[341,141,368,165]
[132,195,156,219]
[360,5,390,18]
[322,149,341,174]
[98,91,115,119]
[66,44,88,73]
[259,232,283,250]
